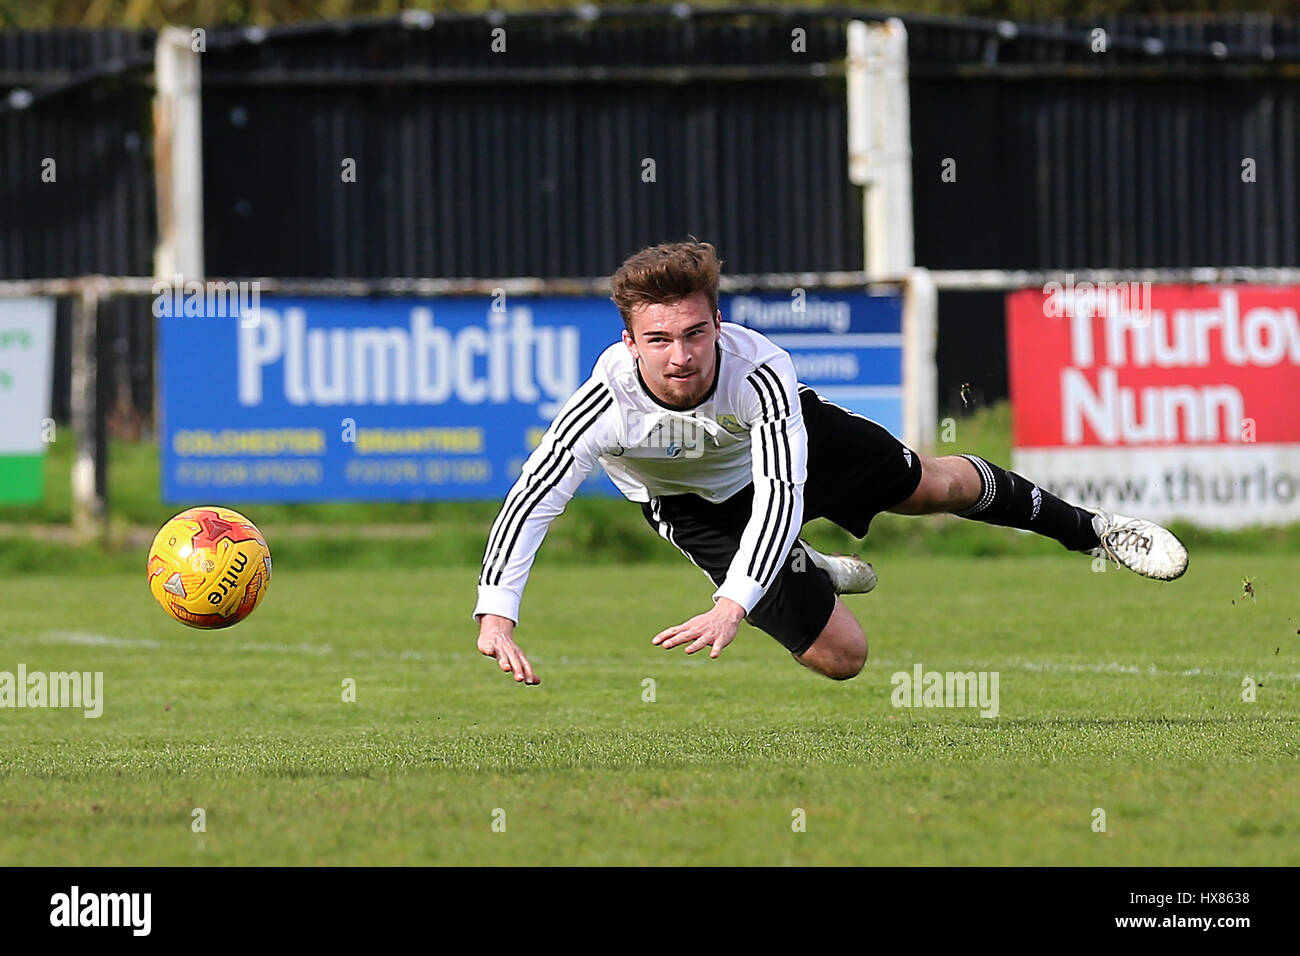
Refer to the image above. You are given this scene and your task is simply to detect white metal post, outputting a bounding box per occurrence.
[154,26,205,281]
[850,20,930,450]
[846,21,872,190]
[902,267,937,452]
[70,282,103,540]
[848,18,915,281]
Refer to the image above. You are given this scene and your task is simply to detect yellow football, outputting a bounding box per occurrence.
[147,506,272,629]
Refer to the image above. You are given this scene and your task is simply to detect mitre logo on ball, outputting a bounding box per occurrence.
[147,506,272,629]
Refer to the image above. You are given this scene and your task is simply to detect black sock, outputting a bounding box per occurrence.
[955,455,1100,552]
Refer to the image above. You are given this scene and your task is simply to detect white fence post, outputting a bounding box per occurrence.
[849,18,915,282]
[154,26,205,282]
[70,281,104,540]
[902,267,938,453]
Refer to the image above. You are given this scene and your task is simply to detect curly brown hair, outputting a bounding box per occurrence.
[610,240,723,334]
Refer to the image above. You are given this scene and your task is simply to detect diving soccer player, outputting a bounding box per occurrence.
[473,241,1188,684]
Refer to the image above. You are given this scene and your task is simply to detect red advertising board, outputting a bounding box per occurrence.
[1007,283,1300,527]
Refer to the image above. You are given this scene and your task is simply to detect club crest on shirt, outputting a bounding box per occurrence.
[717,414,746,435]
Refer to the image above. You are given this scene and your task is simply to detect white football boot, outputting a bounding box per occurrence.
[797,539,877,594]
[1089,510,1189,581]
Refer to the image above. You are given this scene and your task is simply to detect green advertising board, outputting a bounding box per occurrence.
[0,300,55,504]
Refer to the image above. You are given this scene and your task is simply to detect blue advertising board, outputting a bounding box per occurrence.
[159,291,903,503]
[725,292,903,435]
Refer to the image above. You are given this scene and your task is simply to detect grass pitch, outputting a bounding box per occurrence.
[1,552,1297,866]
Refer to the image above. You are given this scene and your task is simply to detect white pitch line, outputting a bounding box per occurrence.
[29,631,165,650]
[7,633,1300,683]
[6,632,686,669]
[871,657,1300,683]
[22,630,351,659]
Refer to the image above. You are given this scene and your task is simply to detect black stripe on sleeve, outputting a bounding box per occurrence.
[754,363,790,417]
[754,364,794,480]
[743,366,799,586]
[480,384,610,584]
[480,382,607,582]
[745,474,780,581]
[485,391,613,585]
[747,371,771,421]
[752,422,796,585]
[481,380,607,563]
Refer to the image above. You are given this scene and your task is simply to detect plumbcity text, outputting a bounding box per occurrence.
[238,307,581,417]
[0,665,103,718]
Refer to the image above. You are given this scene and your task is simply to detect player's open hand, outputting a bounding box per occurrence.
[651,598,745,659]
[477,615,539,685]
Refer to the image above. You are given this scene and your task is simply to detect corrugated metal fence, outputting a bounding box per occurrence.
[2,8,1298,421]
[907,13,1300,407]
[198,12,858,278]
[0,29,157,424]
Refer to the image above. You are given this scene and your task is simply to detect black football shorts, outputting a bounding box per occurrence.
[640,386,923,655]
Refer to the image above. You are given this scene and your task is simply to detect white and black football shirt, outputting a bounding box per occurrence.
[474,322,807,624]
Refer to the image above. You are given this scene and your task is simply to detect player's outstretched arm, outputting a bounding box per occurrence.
[649,353,807,661]
[471,376,615,684]
[476,613,539,685]
[652,597,746,658]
